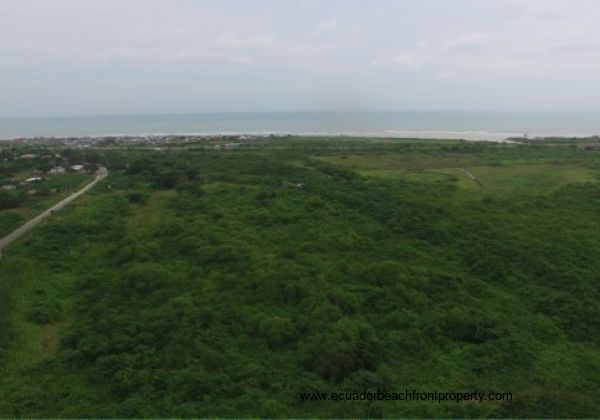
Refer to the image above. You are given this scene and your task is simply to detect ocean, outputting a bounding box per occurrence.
[1,111,599,141]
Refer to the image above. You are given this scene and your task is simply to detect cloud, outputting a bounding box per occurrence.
[422,72,454,81]
[2,0,600,116]
[316,19,339,29]
[555,75,576,81]
[545,41,600,54]
[370,54,424,71]
[445,32,490,52]
[0,31,349,71]
[392,54,425,70]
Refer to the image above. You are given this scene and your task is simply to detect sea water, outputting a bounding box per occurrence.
[1,111,599,141]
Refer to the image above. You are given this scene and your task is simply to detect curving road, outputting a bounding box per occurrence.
[0,167,108,253]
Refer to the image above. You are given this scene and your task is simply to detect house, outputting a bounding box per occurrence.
[285,182,303,189]
[71,164,85,171]
[19,154,37,160]
[25,177,42,183]
[49,166,66,174]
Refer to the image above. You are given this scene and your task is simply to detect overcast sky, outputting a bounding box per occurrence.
[1,0,600,117]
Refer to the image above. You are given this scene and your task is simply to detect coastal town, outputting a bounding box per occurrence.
[1,133,291,149]
[0,133,293,206]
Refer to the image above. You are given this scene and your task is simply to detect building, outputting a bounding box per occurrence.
[50,166,66,174]
[25,177,42,183]
[71,164,85,171]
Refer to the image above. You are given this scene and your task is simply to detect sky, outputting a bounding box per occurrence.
[1,0,600,117]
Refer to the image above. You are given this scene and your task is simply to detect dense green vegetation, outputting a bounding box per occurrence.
[0,137,599,417]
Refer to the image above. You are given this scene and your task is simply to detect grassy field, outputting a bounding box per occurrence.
[0,137,599,417]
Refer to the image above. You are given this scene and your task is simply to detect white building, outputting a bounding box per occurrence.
[50,166,66,174]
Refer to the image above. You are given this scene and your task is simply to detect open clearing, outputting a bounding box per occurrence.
[320,154,595,193]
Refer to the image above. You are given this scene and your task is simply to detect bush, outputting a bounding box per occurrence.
[258,316,296,347]
[302,319,382,382]
[26,303,62,324]
[127,192,147,204]
[0,190,24,209]
[154,169,182,189]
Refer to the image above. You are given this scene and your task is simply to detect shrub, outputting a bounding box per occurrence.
[0,190,24,209]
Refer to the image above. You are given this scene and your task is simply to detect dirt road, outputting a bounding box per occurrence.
[0,167,108,253]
